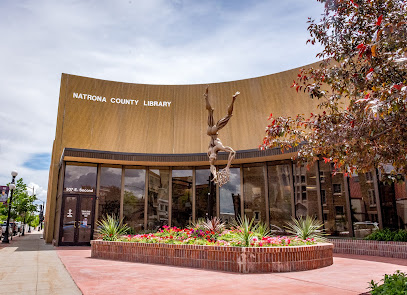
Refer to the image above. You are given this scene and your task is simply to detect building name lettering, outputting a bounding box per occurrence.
[73,92,172,107]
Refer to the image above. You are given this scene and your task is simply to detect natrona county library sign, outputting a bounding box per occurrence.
[73,92,172,107]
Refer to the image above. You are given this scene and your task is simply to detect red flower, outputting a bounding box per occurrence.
[376,15,383,26]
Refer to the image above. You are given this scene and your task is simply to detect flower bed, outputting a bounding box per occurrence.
[91,240,333,273]
[116,225,317,247]
[91,226,333,273]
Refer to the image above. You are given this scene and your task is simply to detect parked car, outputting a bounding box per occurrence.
[1,221,16,237]
[353,221,379,238]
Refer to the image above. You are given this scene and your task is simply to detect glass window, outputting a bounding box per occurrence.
[319,161,349,236]
[333,183,342,194]
[243,164,266,223]
[268,164,292,229]
[64,163,97,194]
[219,167,241,225]
[321,190,327,205]
[365,172,373,182]
[349,172,379,238]
[368,189,376,206]
[195,168,216,220]
[395,178,407,229]
[293,163,318,218]
[335,206,344,216]
[123,168,146,233]
[172,169,193,228]
[380,181,398,229]
[147,168,169,230]
[98,167,122,219]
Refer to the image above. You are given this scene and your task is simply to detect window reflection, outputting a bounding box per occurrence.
[195,169,216,220]
[243,165,266,223]
[124,168,146,233]
[99,167,122,219]
[219,167,241,224]
[319,162,349,236]
[395,179,407,229]
[293,164,309,217]
[268,164,292,228]
[147,169,169,230]
[172,169,193,228]
[64,164,97,194]
[349,172,379,238]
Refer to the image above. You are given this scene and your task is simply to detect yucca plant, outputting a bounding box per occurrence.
[285,216,326,242]
[189,217,206,231]
[203,217,225,234]
[231,215,258,247]
[96,214,130,241]
[254,221,271,239]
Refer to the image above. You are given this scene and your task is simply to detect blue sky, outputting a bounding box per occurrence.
[0,0,324,203]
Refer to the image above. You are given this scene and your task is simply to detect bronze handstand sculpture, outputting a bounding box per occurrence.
[204,86,240,187]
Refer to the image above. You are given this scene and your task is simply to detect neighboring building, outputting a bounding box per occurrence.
[44,66,407,245]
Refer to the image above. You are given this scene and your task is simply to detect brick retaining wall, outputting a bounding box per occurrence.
[91,240,333,273]
[328,239,407,259]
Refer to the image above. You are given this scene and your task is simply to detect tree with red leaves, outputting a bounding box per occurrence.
[262,0,407,178]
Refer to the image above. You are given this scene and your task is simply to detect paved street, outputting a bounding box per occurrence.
[0,231,81,295]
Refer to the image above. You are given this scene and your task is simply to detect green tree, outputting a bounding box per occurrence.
[7,178,38,235]
[262,0,407,178]
[26,213,40,229]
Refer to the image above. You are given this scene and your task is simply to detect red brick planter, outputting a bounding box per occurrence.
[91,240,333,273]
[328,238,407,259]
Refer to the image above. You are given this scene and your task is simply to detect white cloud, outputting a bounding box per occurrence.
[0,0,325,200]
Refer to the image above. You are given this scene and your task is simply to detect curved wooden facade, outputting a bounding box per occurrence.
[45,64,321,243]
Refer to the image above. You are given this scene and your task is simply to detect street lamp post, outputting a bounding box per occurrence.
[2,171,18,244]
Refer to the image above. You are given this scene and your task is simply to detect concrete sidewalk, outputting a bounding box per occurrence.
[0,231,81,295]
[57,247,407,295]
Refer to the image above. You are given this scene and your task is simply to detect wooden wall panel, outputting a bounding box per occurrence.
[55,65,321,157]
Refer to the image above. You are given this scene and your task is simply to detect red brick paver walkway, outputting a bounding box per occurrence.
[57,247,407,295]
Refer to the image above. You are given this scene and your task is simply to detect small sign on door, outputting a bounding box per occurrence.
[82,210,91,217]
[67,209,73,218]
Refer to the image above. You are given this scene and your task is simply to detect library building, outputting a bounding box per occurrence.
[44,64,407,246]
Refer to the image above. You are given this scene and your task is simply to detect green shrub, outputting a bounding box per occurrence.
[96,214,130,241]
[365,228,407,242]
[231,216,258,247]
[285,216,326,241]
[369,271,407,294]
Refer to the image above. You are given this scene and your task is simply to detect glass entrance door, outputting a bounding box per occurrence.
[60,195,96,245]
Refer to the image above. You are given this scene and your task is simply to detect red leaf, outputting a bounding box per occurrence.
[369,68,374,72]
[323,157,331,163]
[357,43,365,49]
[392,84,403,91]
[268,113,273,120]
[376,15,383,26]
